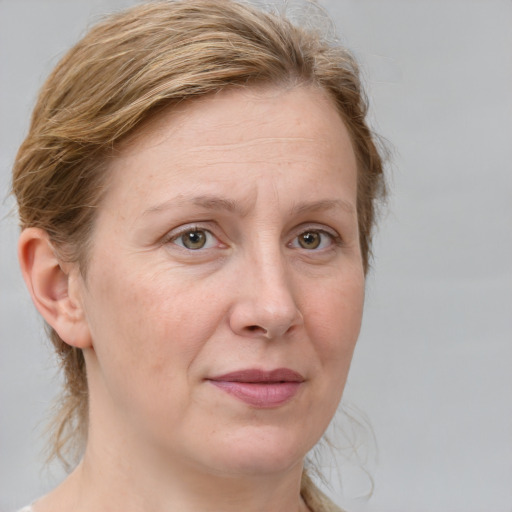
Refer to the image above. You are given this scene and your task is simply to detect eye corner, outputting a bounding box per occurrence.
[288,226,343,252]
[161,224,225,252]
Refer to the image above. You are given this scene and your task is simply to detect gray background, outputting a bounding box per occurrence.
[1,0,511,511]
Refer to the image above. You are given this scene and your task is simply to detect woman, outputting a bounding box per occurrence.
[12,1,385,511]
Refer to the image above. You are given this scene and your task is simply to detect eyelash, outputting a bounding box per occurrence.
[288,228,342,251]
[162,224,221,250]
[162,224,342,252]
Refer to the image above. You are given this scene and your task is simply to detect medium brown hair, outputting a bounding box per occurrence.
[12,1,385,509]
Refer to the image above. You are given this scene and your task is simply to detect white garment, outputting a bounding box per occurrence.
[17,507,33,512]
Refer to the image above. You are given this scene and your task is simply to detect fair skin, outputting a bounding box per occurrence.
[19,85,364,512]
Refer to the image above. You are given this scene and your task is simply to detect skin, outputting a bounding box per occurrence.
[19,85,364,512]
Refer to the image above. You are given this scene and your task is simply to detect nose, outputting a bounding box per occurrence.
[228,251,303,340]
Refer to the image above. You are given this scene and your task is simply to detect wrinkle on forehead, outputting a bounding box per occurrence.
[122,122,330,158]
[182,136,320,151]
[116,84,343,154]
[114,134,338,174]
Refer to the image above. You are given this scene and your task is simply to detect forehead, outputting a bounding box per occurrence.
[102,85,357,215]
[117,84,352,158]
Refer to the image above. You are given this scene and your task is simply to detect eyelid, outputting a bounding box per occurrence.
[160,221,342,249]
[288,224,344,249]
[293,223,342,240]
[161,222,223,248]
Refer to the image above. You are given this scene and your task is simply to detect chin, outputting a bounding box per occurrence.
[202,425,315,477]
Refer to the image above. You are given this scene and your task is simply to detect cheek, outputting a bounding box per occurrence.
[306,273,365,361]
[84,259,230,383]
[292,273,364,445]
[82,262,229,435]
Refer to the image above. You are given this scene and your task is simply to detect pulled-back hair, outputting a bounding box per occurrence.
[12,1,385,509]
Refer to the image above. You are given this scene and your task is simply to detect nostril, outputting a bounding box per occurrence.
[246,325,268,335]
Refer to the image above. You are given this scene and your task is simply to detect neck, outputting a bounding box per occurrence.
[35,425,309,512]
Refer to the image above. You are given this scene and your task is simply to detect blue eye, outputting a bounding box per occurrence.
[292,230,334,250]
[173,229,217,250]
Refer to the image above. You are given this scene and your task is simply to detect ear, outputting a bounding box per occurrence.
[18,227,92,349]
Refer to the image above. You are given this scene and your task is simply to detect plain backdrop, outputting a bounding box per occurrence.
[1,1,511,511]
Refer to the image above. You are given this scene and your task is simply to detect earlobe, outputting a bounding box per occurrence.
[18,227,92,349]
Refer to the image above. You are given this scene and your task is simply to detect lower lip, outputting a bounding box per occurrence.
[209,381,302,408]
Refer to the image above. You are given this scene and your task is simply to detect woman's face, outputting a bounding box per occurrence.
[77,85,364,477]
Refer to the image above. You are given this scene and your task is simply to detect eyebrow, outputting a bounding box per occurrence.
[141,195,250,217]
[290,198,355,216]
[141,195,355,218]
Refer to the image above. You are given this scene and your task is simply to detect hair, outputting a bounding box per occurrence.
[12,1,386,510]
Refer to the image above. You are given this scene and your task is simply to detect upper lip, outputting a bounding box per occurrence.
[208,368,305,383]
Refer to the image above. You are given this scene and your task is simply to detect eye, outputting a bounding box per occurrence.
[172,228,218,250]
[291,229,337,250]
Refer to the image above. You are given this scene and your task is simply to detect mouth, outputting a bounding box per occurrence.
[207,368,305,408]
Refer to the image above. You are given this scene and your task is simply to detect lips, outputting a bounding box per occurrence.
[207,368,305,408]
